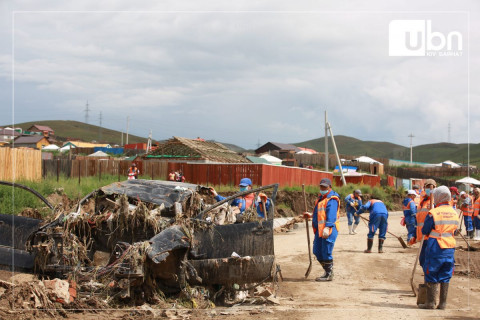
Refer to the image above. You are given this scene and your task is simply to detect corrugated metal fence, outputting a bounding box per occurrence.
[167,162,333,187]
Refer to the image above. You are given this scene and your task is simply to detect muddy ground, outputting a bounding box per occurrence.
[1,212,479,320]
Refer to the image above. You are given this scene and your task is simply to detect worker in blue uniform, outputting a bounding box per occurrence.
[303,178,340,281]
[418,186,459,310]
[403,190,418,244]
[209,178,271,218]
[355,198,389,253]
[345,189,362,235]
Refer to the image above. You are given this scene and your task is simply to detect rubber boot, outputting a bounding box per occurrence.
[469,230,474,239]
[378,239,385,253]
[474,230,480,241]
[437,282,449,309]
[364,238,373,253]
[352,223,359,235]
[316,261,333,281]
[418,282,437,309]
[348,225,353,235]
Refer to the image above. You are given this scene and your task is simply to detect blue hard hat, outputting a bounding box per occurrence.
[239,178,252,187]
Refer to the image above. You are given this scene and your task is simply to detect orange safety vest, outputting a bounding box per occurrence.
[427,205,459,249]
[416,194,434,241]
[402,199,415,211]
[313,194,340,236]
[128,167,139,176]
[472,196,480,218]
[460,195,474,217]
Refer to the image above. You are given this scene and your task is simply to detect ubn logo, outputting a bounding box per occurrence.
[389,20,463,57]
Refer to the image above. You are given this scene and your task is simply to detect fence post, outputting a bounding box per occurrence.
[118,161,121,182]
[78,160,81,185]
[56,158,60,182]
[206,166,209,187]
[99,160,102,181]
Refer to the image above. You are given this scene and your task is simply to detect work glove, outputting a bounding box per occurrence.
[408,237,416,246]
[352,201,358,208]
[322,227,331,239]
[303,212,312,219]
[258,193,268,203]
[209,187,218,197]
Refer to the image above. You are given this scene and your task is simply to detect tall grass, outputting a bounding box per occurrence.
[0,175,121,216]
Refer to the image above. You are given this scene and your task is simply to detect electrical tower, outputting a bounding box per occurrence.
[448,122,451,143]
[84,101,90,124]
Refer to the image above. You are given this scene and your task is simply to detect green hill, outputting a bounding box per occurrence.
[294,136,480,166]
[6,120,149,145]
[294,135,408,159]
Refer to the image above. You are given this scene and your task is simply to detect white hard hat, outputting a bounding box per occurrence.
[407,190,416,196]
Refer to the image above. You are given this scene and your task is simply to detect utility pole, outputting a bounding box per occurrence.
[327,121,346,186]
[98,111,103,141]
[325,110,329,171]
[126,116,130,145]
[146,130,152,153]
[84,101,90,124]
[408,133,414,164]
[121,131,123,146]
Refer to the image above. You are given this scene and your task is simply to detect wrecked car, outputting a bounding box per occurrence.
[0,179,279,304]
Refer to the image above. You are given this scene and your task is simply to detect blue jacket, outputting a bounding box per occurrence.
[402,197,417,218]
[313,190,340,231]
[357,199,388,219]
[345,194,362,214]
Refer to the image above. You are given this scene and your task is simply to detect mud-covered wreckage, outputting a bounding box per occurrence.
[0,180,280,303]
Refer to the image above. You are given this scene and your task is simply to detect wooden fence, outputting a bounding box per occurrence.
[0,148,42,181]
[42,158,169,181]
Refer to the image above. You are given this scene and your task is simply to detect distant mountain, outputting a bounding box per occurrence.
[294,135,480,166]
[294,135,408,159]
[6,120,149,145]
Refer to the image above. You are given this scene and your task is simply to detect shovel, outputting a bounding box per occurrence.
[302,184,313,278]
[410,235,424,296]
[358,215,408,249]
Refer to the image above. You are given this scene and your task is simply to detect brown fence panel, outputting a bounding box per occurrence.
[0,148,42,181]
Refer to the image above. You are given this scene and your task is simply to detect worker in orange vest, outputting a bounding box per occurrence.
[418,186,459,310]
[303,178,340,281]
[459,191,474,238]
[412,185,421,208]
[415,179,436,268]
[168,171,176,181]
[127,163,140,180]
[402,190,417,244]
[472,188,480,240]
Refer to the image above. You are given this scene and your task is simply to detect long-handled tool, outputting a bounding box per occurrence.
[302,184,313,278]
[358,215,408,249]
[410,236,424,296]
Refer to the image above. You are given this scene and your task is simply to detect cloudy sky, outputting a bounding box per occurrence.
[1,1,479,149]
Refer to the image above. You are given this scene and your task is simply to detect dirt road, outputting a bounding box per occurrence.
[2,212,479,320]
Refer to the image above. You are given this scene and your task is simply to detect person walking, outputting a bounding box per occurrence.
[403,190,417,244]
[418,186,459,310]
[345,189,362,235]
[303,178,340,281]
[355,198,389,253]
[459,191,474,239]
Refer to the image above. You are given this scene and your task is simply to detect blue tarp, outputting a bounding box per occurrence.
[94,147,124,155]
